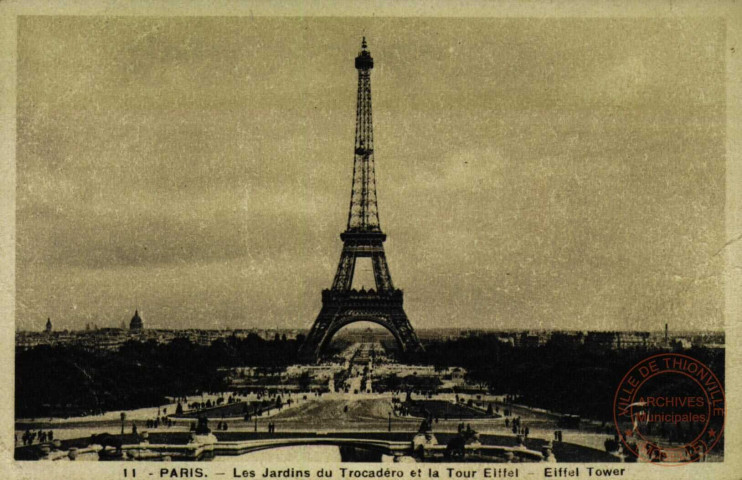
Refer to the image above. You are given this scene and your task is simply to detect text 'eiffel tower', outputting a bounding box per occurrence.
[298,38,424,363]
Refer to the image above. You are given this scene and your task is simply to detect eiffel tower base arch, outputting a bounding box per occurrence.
[298,289,424,363]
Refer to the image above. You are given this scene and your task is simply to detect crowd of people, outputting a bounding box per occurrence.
[215,421,229,431]
[505,416,528,436]
[19,429,54,446]
[144,416,174,429]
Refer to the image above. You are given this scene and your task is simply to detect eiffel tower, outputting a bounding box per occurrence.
[298,38,424,363]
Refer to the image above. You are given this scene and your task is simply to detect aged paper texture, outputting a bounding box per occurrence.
[1,1,741,479]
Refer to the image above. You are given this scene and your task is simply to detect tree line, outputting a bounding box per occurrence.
[416,335,725,422]
[15,333,303,418]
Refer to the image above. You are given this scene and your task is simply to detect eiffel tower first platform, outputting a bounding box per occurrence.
[298,39,424,363]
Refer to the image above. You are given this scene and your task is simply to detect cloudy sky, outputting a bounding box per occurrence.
[16,16,725,332]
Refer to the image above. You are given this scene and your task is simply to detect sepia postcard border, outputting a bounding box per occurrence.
[1,1,741,479]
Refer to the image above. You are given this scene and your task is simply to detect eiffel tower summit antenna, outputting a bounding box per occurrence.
[299,38,424,363]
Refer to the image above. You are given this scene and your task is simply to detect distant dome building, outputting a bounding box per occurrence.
[130,310,144,331]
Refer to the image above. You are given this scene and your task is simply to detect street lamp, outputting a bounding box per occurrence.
[120,412,127,436]
[388,412,391,432]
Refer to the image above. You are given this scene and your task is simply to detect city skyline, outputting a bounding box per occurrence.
[17,17,725,332]
[20,319,724,334]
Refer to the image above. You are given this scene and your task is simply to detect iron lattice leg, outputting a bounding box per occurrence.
[371,252,394,291]
[331,249,356,291]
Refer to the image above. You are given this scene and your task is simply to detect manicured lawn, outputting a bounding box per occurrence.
[406,400,497,419]
[177,401,275,419]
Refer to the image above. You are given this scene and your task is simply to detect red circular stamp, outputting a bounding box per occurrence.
[612,352,724,465]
